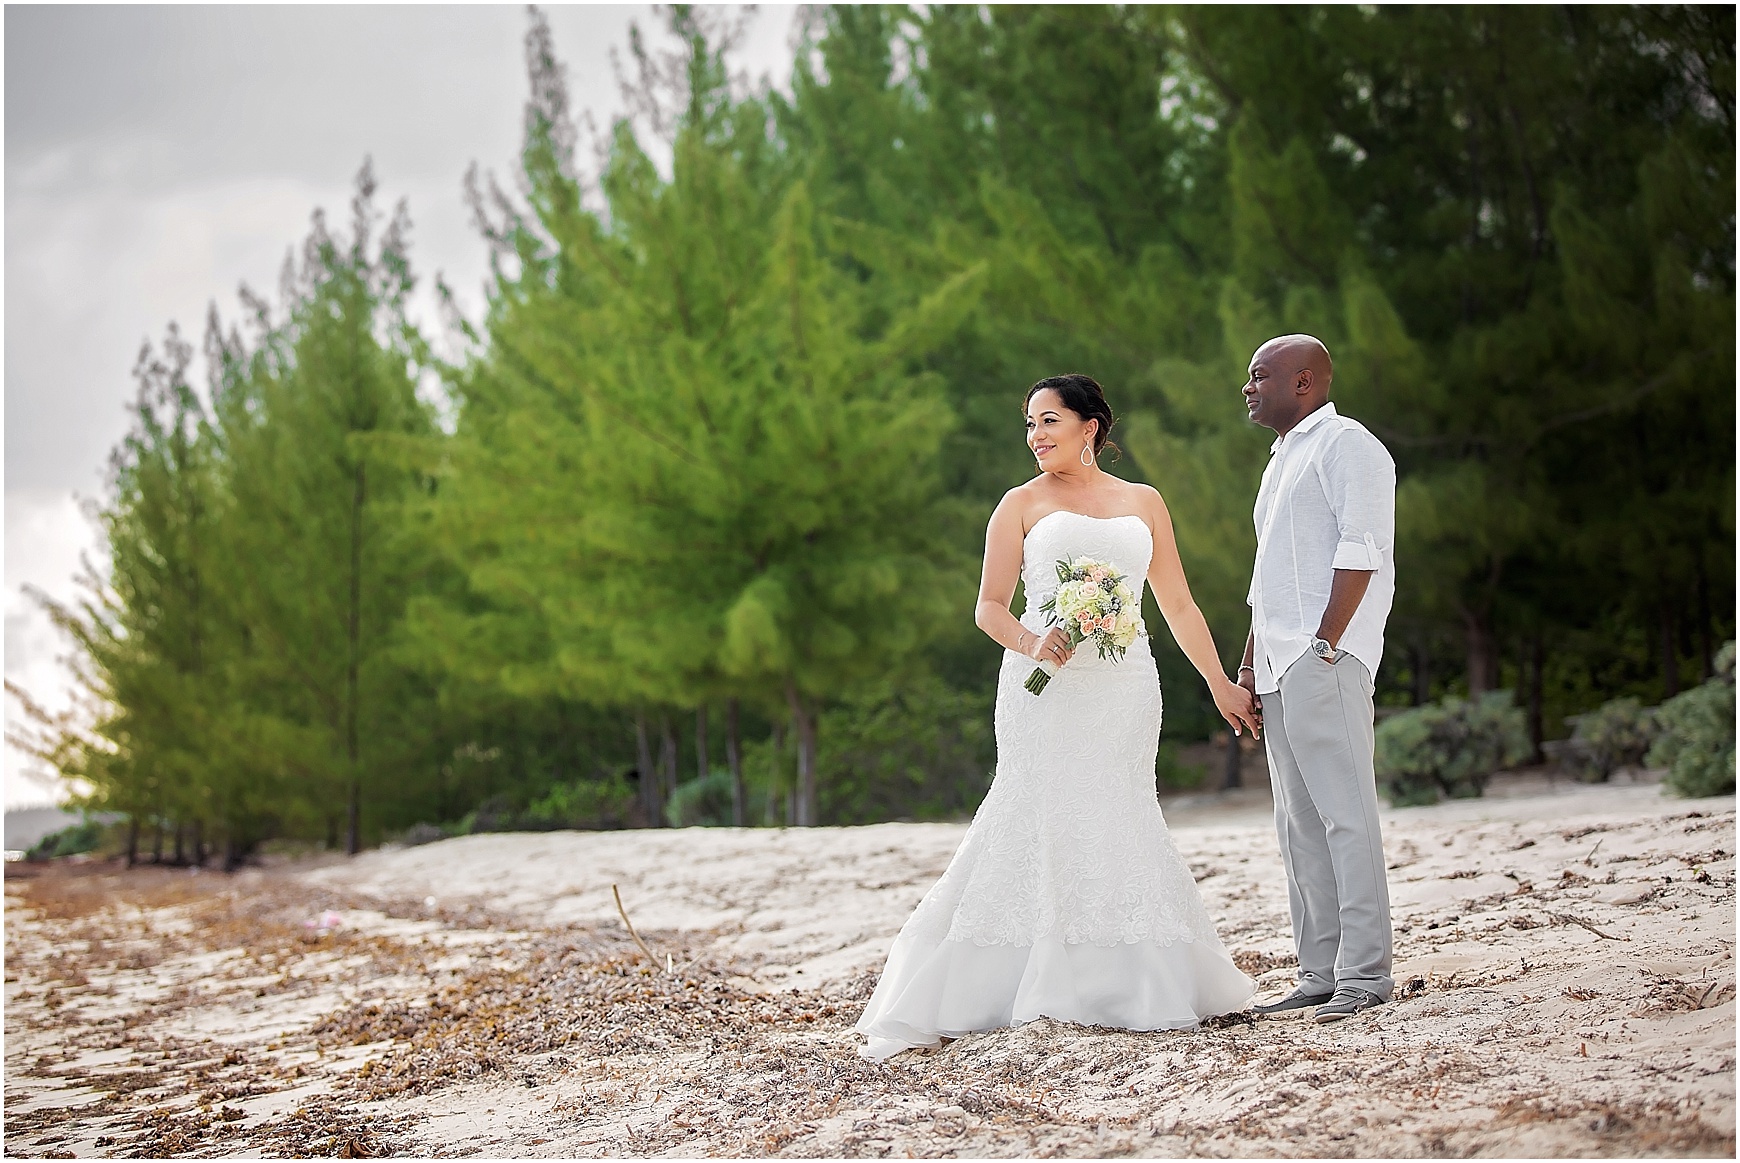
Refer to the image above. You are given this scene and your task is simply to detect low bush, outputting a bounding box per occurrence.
[457,775,637,834]
[24,819,107,862]
[393,823,447,847]
[1648,642,1736,799]
[521,776,637,829]
[665,769,737,827]
[1157,741,1208,792]
[1562,697,1658,782]
[1374,690,1531,807]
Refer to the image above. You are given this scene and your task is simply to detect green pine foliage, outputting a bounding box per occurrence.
[425,13,981,829]
[24,6,1735,849]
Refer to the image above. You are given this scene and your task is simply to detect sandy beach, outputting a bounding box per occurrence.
[5,772,1733,1158]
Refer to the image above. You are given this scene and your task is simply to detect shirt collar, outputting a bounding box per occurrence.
[1269,401,1339,454]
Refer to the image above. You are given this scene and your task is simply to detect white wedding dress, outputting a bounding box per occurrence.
[855,510,1254,1059]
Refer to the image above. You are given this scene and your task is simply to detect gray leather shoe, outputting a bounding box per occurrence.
[1252,988,1333,1017]
[1311,987,1385,1023]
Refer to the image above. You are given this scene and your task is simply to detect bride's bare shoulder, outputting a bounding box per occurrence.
[993,481,1044,517]
[1118,480,1168,519]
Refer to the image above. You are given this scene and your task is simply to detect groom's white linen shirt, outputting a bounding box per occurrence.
[1247,402,1396,695]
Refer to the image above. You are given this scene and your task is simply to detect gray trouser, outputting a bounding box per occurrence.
[1263,654,1393,1001]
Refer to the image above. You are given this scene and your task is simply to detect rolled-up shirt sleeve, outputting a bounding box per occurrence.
[1323,431,1395,571]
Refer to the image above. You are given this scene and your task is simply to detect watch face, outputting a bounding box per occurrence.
[1314,640,1333,657]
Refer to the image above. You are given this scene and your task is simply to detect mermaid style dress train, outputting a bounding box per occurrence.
[855,511,1254,1059]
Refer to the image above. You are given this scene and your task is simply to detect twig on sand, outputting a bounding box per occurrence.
[1552,912,1625,941]
[612,883,664,971]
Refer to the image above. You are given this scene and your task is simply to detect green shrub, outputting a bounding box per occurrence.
[665,769,737,827]
[813,675,995,825]
[521,776,637,829]
[1375,691,1531,807]
[1562,696,1658,782]
[24,819,107,862]
[1648,642,1736,799]
[1157,741,1208,792]
[461,775,637,833]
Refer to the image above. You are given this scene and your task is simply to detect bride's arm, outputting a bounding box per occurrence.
[1142,489,1260,736]
[975,492,1073,664]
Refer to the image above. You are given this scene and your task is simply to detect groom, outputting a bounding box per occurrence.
[1236,334,1396,1023]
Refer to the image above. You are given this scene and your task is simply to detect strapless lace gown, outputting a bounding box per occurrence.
[855,511,1254,1059]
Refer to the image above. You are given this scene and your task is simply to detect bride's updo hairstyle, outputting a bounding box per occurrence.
[1025,373,1121,462]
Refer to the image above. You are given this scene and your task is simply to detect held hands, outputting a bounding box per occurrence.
[1215,676,1261,739]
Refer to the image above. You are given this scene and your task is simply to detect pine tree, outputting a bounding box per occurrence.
[433,9,981,826]
[20,325,231,861]
[212,162,446,853]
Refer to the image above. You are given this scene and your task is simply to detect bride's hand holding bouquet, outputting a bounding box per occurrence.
[1023,624,1076,673]
[1024,555,1143,694]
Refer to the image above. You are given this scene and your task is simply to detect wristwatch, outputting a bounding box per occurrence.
[1311,636,1341,663]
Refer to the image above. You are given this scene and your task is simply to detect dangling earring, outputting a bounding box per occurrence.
[1080,440,1095,467]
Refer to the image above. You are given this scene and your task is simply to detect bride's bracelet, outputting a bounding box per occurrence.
[1017,631,1030,653]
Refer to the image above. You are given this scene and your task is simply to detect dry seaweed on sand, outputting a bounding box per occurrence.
[6,787,1735,1158]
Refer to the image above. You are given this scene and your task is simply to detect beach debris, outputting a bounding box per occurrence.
[303,909,344,934]
[612,883,664,973]
[5,803,1733,1160]
[1552,912,1625,941]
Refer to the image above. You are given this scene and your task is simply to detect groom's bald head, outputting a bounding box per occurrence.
[1243,334,1334,434]
[1258,334,1333,393]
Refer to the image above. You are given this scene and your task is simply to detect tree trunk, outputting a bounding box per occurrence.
[1696,552,1714,681]
[345,461,367,856]
[725,698,744,827]
[785,682,818,826]
[1412,639,1431,706]
[1660,596,1681,700]
[1463,608,1497,695]
[695,704,710,784]
[126,816,139,868]
[1525,633,1545,765]
[766,721,785,826]
[152,817,164,864]
[1220,729,1242,790]
[634,711,659,826]
[192,819,205,869]
[173,821,186,866]
[659,713,679,819]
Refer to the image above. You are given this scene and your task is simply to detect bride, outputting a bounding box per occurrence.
[855,373,1260,1059]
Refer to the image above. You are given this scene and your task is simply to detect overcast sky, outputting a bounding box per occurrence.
[4,3,801,808]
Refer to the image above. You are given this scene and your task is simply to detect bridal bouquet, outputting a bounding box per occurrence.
[1024,556,1143,694]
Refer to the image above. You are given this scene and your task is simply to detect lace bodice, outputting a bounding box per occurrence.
[1017,511,1153,654]
[1021,510,1154,604]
